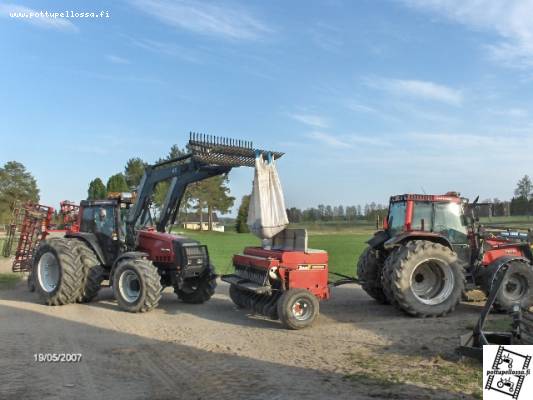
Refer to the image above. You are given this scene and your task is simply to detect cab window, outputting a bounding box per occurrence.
[412,202,432,231]
[388,201,406,235]
[434,202,468,244]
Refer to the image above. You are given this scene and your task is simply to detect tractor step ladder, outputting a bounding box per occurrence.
[12,203,53,273]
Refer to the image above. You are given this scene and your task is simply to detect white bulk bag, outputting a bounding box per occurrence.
[247,155,289,239]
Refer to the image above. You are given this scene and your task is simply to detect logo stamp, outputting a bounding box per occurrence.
[484,345,532,399]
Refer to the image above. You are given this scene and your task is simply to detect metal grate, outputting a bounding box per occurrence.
[188,132,284,167]
[234,264,269,286]
[12,203,53,272]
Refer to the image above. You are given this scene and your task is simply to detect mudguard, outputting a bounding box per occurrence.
[366,230,390,249]
[109,251,150,286]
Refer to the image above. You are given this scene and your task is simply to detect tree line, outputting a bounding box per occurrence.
[235,194,387,233]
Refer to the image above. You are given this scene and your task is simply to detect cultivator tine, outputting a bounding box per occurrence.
[188,132,284,167]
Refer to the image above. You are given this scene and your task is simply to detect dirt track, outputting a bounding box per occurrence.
[0,258,482,400]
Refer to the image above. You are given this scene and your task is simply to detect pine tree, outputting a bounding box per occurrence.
[124,158,146,189]
[0,161,39,223]
[106,173,129,194]
[235,195,251,233]
[87,178,107,200]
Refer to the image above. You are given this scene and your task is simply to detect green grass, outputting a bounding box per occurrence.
[174,228,370,276]
[0,273,21,289]
[479,215,533,229]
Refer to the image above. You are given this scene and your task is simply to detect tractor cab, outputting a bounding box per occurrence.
[385,192,468,242]
[75,193,134,265]
[377,192,474,267]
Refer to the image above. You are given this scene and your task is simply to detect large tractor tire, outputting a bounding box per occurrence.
[72,241,106,303]
[482,260,533,312]
[381,247,406,306]
[175,265,217,304]
[113,258,162,313]
[32,238,84,305]
[388,240,465,317]
[357,247,388,304]
[277,288,320,330]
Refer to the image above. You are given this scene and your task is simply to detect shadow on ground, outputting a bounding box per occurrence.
[0,296,478,400]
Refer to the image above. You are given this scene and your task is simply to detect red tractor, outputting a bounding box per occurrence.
[358,192,533,317]
[222,229,335,329]
[30,134,282,312]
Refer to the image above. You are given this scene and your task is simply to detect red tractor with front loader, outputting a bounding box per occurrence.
[29,134,283,312]
[357,192,533,317]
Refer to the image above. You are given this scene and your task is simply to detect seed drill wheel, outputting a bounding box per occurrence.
[387,240,464,317]
[32,238,84,305]
[357,247,389,304]
[482,260,533,312]
[229,284,247,308]
[113,258,162,313]
[277,288,320,330]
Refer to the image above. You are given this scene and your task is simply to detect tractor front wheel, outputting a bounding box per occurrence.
[483,260,533,312]
[113,258,162,313]
[175,265,217,304]
[277,289,319,330]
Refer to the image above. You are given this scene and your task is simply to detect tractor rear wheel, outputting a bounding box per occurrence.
[72,241,106,303]
[357,247,388,304]
[277,288,319,330]
[33,238,84,305]
[388,240,464,317]
[175,265,217,304]
[229,284,246,308]
[113,258,162,313]
[483,260,533,312]
[381,247,406,306]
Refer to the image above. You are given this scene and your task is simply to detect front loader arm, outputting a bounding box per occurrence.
[125,132,284,248]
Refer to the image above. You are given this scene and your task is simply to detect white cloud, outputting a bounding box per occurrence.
[490,107,529,118]
[306,131,391,148]
[307,131,350,148]
[132,0,272,41]
[366,77,463,106]
[129,37,201,63]
[106,55,130,64]
[289,113,329,128]
[402,0,533,68]
[347,103,377,113]
[0,3,78,32]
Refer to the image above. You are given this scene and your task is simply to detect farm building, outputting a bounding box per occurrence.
[181,212,224,232]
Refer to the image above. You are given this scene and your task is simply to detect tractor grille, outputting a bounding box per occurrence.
[234,264,269,287]
[179,244,209,278]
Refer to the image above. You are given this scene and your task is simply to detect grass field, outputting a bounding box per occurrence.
[0,273,20,289]
[175,229,370,276]
[479,215,533,229]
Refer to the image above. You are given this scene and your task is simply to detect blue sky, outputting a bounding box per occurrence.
[1,0,533,215]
